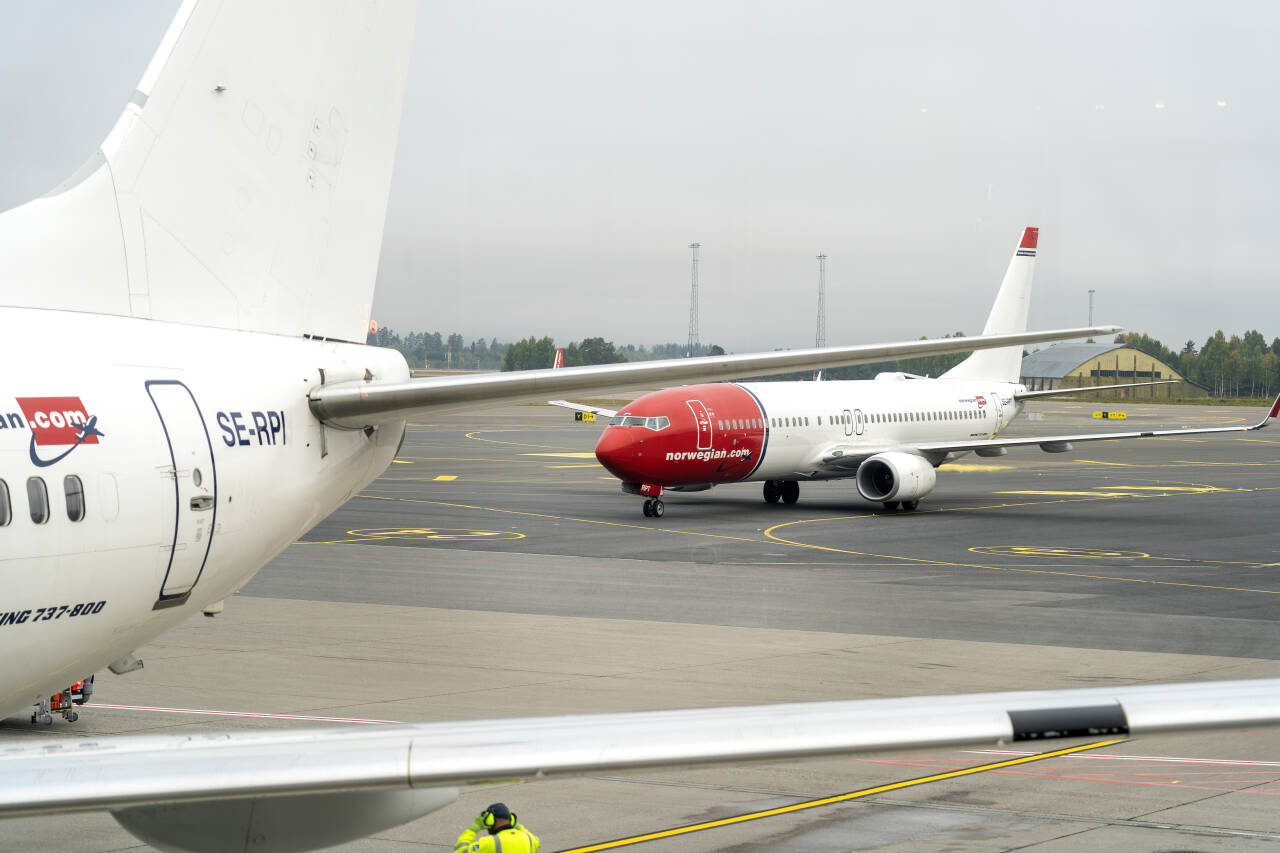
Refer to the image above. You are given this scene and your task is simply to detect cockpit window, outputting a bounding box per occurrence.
[609,415,670,431]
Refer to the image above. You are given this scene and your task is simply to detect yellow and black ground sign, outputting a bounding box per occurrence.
[575,411,596,422]
[1092,411,1127,420]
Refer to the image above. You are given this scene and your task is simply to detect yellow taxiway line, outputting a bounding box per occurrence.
[554,739,1126,852]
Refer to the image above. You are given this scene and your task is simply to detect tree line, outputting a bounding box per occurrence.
[366,327,725,371]
[1116,330,1280,398]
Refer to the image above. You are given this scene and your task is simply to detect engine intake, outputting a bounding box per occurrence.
[856,451,937,503]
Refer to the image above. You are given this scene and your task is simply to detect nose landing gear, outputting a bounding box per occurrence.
[642,498,665,518]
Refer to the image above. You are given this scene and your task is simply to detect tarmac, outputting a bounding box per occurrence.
[4,397,1280,852]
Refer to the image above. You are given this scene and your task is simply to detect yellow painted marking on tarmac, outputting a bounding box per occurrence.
[524,452,598,458]
[936,463,1014,472]
[1176,460,1280,466]
[433,475,458,481]
[971,546,1150,560]
[997,490,1135,497]
[554,740,1126,853]
[763,509,1280,596]
[391,460,414,464]
[465,430,574,450]
[347,495,769,545]
[311,528,527,544]
[1117,485,1230,492]
[1075,459,1134,467]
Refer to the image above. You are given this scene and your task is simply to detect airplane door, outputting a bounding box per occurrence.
[686,400,714,450]
[992,391,1006,425]
[854,408,865,436]
[146,381,217,609]
[842,408,854,437]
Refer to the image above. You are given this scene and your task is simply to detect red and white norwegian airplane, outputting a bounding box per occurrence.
[2,3,1278,851]
[572,229,1280,517]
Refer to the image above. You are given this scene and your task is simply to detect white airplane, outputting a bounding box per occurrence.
[567,228,1280,517]
[3,3,1277,852]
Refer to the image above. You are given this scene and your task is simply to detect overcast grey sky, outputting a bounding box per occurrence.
[3,2,1277,352]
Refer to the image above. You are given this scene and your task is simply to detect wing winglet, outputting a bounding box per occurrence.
[1260,391,1280,426]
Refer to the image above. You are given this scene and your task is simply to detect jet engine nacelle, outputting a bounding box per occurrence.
[855,451,937,503]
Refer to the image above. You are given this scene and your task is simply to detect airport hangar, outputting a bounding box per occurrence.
[1019,341,1202,398]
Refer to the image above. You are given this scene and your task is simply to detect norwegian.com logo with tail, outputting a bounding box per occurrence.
[10,397,105,467]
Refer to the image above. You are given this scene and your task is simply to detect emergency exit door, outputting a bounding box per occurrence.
[147,380,218,608]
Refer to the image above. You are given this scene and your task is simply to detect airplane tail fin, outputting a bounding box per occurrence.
[553,347,565,369]
[942,227,1039,382]
[0,0,416,342]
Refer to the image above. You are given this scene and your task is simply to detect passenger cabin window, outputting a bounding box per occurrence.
[0,479,10,526]
[27,477,49,525]
[64,475,85,522]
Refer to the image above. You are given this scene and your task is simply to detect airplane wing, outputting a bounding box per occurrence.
[310,326,1119,429]
[1014,380,1178,400]
[548,400,619,418]
[3,678,1279,853]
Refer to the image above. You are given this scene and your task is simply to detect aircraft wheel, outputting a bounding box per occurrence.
[901,499,919,511]
[642,499,654,517]
[780,480,800,504]
[763,481,781,503]
[650,499,664,518]
[882,501,900,511]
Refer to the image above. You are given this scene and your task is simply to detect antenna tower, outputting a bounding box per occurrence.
[815,254,827,349]
[686,243,701,357]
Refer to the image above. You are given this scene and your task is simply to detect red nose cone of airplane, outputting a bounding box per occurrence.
[595,426,644,482]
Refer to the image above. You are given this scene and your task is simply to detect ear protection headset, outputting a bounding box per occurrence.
[481,810,516,830]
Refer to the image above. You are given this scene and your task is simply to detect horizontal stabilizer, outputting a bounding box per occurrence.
[1015,380,1179,400]
[548,400,619,418]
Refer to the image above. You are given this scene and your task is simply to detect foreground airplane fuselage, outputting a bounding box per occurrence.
[596,377,1019,499]
[0,307,408,719]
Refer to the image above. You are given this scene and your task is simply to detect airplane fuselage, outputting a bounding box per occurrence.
[0,307,408,719]
[594,376,1024,489]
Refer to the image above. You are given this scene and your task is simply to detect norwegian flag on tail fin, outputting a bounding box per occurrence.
[1016,227,1038,257]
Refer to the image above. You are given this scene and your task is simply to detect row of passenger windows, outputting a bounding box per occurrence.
[713,409,990,432]
[0,476,86,527]
[841,408,989,425]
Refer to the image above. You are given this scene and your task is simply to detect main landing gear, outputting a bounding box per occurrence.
[881,500,920,512]
[642,498,665,518]
[31,676,93,725]
[762,480,800,505]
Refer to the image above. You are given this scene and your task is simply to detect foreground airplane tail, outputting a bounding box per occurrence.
[0,0,416,342]
[942,226,1039,382]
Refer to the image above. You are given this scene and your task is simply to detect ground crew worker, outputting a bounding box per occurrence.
[454,802,539,853]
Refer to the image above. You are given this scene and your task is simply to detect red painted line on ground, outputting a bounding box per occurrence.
[91,703,397,724]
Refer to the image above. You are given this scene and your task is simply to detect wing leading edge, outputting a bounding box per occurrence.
[311,326,1120,429]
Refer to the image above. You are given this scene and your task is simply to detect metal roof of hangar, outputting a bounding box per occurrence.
[1019,342,1130,378]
